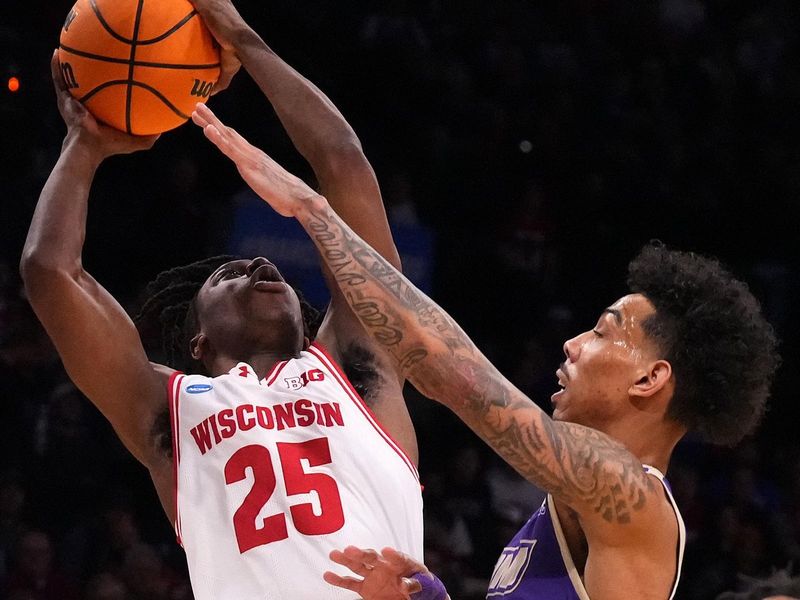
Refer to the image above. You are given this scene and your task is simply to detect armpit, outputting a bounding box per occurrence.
[341,344,381,407]
[151,408,173,459]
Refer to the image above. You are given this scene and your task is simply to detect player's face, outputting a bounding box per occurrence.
[194,257,305,356]
[551,294,660,429]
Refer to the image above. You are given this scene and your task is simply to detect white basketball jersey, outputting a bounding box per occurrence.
[168,342,424,600]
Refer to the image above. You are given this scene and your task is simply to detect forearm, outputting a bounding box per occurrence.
[230,27,361,168]
[21,134,103,277]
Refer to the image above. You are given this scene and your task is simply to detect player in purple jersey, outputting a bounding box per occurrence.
[189,105,780,600]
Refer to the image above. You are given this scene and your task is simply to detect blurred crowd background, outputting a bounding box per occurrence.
[2,1,800,598]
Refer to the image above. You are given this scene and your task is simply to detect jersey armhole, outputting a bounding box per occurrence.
[644,467,686,600]
[167,371,185,547]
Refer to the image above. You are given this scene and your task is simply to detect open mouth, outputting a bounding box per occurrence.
[250,263,285,291]
[556,367,568,390]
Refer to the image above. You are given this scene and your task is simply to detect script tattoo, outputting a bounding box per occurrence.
[304,205,655,524]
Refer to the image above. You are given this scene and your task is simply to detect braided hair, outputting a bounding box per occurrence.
[134,255,323,373]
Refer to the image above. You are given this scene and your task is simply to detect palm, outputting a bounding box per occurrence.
[51,50,158,155]
[359,569,412,600]
[324,546,430,600]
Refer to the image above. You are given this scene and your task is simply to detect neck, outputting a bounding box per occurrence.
[599,415,685,474]
[207,349,302,379]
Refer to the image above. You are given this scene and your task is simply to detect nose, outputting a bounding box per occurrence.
[563,333,583,362]
[245,257,270,276]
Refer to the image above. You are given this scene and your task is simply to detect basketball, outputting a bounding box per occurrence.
[58,0,220,135]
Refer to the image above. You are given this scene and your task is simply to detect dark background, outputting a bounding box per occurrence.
[2,1,800,598]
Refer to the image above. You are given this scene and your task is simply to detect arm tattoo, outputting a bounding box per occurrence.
[303,204,655,524]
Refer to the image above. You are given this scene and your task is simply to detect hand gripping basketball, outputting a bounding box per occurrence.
[52,50,159,157]
[185,0,244,94]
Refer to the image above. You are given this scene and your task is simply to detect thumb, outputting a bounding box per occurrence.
[212,49,241,95]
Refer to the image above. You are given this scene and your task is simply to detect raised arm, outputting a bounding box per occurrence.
[189,0,399,266]
[20,53,169,470]
[190,1,415,458]
[189,120,663,535]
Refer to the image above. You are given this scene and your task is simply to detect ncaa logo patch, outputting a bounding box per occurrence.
[186,383,213,394]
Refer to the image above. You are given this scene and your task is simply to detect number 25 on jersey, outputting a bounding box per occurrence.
[225,437,345,553]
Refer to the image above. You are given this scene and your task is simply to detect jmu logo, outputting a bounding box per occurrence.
[487,539,537,596]
[285,369,324,391]
[190,79,215,98]
[63,8,77,31]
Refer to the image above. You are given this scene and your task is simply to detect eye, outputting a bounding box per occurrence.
[592,329,603,338]
[220,267,244,279]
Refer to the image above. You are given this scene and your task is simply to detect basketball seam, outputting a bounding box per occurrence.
[126,0,146,134]
[60,44,220,69]
[88,0,198,46]
[79,80,191,120]
[137,11,198,45]
[88,0,133,45]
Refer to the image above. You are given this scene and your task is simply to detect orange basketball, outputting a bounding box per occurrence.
[58,0,220,135]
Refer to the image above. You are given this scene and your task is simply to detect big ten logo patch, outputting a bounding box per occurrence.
[487,539,537,596]
[285,369,325,391]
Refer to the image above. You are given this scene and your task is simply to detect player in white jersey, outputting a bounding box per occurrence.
[170,345,421,599]
[21,1,423,597]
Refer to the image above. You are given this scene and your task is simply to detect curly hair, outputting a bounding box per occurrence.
[134,256,323,373]
[627,242,780,445]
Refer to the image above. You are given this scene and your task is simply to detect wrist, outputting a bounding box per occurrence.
[296,193,329,219]
[62,130,108,166]
[410,572,448,600]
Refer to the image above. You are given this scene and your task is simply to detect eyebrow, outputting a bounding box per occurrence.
[603,308,623,325]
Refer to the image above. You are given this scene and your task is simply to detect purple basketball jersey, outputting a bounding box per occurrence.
[486,465,684,600]
[487,496,584,599]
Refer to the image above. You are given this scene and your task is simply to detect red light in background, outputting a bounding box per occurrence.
[8,77,20,92]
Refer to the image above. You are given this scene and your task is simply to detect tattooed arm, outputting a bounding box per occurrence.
[299,199,659,528]
[190,110,667,537]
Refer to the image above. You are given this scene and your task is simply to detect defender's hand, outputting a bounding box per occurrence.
[323,546,433,600]
[192,103,319,217]
[51,51,158,158]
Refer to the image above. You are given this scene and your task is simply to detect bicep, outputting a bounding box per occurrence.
[26,268,168,465]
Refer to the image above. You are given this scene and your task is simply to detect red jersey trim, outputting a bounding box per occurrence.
[308,343,419,481]
[167,371,185,547]
[265,360,290,386]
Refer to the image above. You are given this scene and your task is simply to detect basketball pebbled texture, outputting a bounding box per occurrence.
[59,0,221,135]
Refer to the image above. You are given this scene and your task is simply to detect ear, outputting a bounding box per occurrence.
[190,333,209,361]
[629,359,673,398]
[302,336,311,351]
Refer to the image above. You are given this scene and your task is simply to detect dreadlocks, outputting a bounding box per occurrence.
[134,255,323,373]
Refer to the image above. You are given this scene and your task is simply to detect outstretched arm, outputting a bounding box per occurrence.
[191,118,663,536]
[20,53,170,471]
